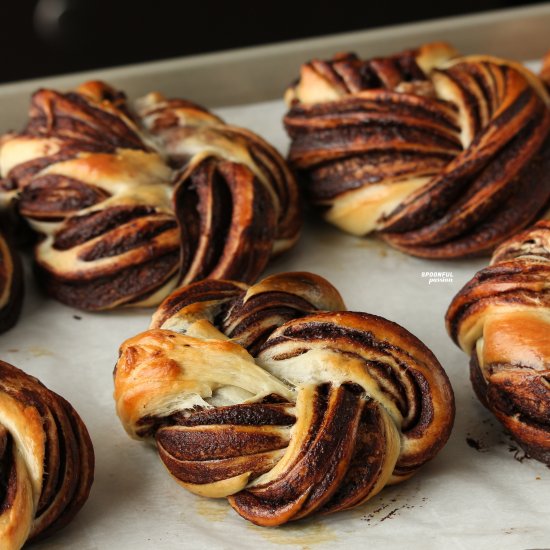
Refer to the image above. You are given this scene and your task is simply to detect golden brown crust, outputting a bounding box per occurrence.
[284,43,458,105]
[0,81,300,310]
[0,360,95,549]
[540,50,550,91]
[0,229,23,333]
[284,44,550,259]
[446,220,550,464]
[150,271,346,354]
[114,272,454,526]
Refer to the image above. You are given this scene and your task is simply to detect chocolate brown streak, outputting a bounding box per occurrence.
[157,425,289,461]
[81,219,177,261]
[38,251,179,310]
[0,231,24,334]
[307,150,453,201]
[263,319,389,355]
[34,410,59,517]
[172,403,295,427]
[489,375,550,428]
[53,205,156,250]
[155,279,244,328]
[20,175,110,220]
[222,292,318,354]
[0,428,16,515]
[27,89,146,151]
[160,450,282,485]
[321,400,386,513]
[285,92,459,136]
[174,168,201,279]
[290,123,460,162]
[193,160,234,279]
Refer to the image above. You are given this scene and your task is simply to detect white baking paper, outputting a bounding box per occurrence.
[1,95,548,550]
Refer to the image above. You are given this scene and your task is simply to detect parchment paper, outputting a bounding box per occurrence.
[2,94,548,550]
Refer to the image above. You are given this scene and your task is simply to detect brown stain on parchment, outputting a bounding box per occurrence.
[195,498,230,522]
[195,498,335,546]
[352,236,389,258]
[28,346,54,357]
[247,519,336,547]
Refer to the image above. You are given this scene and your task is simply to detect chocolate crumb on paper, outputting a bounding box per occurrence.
[359,485,425,525]
[507,444,531,463]
[466,437,486,452]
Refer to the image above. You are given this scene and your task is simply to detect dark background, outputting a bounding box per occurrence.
[3,0,545,84]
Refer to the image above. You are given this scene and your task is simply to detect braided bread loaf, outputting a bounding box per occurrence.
[0,229,22,333]
[446,221,550,464]
[284,43,550,258]
[0,81,300,310]
[115,272,454,526]
[0,361,94,549]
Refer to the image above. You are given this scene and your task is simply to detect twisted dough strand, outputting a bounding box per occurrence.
[284,43,550,258]
[446,220,550,463]
[0,361,94,549]
[0,81,300,310]
[115,273,454,525]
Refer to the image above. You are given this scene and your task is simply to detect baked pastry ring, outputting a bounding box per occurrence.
[0,229,23,333]
[284,42,550,258]
[446,221,550,464]
[0,360,94,549]
[115,272,454,526]
[0,81,300,310]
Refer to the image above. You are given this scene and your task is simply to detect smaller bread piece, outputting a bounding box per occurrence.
[0,361,95,549]
[284,43,550,259]
[0,229,23,333]
[115,272,455,526]
[446,221,550,464]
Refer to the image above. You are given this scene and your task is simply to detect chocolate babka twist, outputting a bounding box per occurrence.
[284,42,550,258]
[0,81,300,310]
[446,221,550,464]
[0,361,94,549]
[0,228,23,333]
[115,272,454,526]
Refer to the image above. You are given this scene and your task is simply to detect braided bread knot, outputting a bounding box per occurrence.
[284,42,550,258]
[0,81,300,310]
[446,220,550,464]
[115,272,454,525]
[0,361,94,550]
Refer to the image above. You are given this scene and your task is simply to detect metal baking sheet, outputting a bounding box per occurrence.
[1,9,549,550]
[0,4,549,125]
